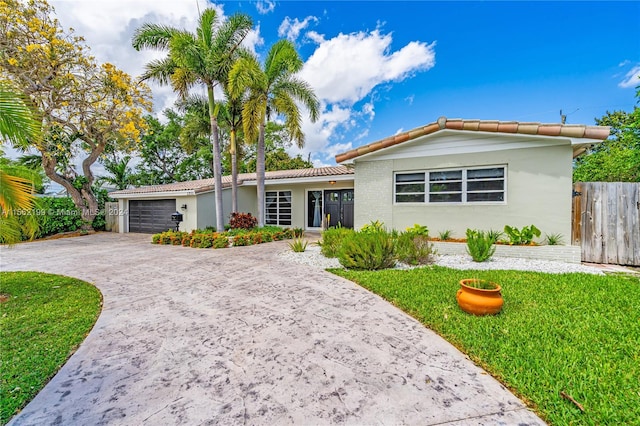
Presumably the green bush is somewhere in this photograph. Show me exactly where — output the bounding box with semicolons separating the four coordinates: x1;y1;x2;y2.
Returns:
213;235;229;249
36;197;85;237
338;231;396;270
395;233;436;265
466;229;496;262
438;229;452;240
544;233;564;245
318;227;355;258
405;223;429;237
288;238;308;252
360;220;385;234
232;234;251;246
504;224;541;245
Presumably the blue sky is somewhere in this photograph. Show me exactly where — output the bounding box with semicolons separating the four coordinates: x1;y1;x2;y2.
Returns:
35;1;640;169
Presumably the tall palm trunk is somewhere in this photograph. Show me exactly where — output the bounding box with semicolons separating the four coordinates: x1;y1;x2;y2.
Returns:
256;121;266;227
230;128;238;213
207;85;224;231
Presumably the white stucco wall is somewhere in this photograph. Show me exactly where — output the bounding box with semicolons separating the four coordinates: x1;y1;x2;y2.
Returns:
354;142;574;241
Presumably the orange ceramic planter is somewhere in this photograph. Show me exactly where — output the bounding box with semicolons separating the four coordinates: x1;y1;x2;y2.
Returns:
456;279;504;315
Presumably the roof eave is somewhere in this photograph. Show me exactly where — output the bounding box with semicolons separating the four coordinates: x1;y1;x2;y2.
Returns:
110;189;197;199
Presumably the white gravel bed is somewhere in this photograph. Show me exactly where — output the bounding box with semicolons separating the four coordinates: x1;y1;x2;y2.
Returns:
279;244;604;275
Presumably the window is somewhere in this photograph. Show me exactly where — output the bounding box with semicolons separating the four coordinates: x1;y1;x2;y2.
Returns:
395;166;505;204
265;191;292;225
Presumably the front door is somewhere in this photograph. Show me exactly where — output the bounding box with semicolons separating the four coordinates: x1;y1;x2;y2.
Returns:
324;189;354;228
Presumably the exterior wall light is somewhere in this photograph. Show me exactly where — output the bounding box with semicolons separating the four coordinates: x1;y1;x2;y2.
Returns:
329;180;337;185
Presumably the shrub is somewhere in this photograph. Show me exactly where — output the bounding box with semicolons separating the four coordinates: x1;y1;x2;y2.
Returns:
338;231;396;270
438;229;452;240
251;232;263;244
487;229;504;243
293;227;304;238
466;229;497;262
360;220;385;234
544;233;564;245
319;227;355;258
181;234;192;247
405;223;429;237
151;234;161;244
229;212;257;230
282;228;295;239
36;197;85;237
213;235;230;249
504;224;541;245
395;233;436;265
233;234;251;246
288;238;308;252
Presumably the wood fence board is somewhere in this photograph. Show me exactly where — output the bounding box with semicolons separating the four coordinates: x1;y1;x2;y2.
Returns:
575;182;640;266
605;183;619;264
631;184;640;266
572;182;583;246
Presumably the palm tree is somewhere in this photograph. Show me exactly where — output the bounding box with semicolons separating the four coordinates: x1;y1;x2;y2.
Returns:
228;40;320;227
0;80;40;243
132;9;252;231
218;89;246;213
178;92;246;213
97;155;135;190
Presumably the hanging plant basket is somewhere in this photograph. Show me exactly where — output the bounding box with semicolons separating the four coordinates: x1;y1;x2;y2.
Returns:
456;279;504;315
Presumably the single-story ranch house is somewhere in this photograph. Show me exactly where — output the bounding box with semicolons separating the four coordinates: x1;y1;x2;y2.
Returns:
111;117;609;240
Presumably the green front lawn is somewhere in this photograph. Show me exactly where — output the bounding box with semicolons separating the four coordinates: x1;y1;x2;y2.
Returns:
331;266;640;425
0;272;102;424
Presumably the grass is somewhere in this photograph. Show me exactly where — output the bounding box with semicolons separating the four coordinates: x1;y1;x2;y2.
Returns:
330;266;640;425
0;272;102;424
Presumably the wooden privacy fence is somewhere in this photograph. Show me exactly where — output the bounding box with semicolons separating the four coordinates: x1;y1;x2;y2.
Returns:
105;202;119;233
572;182;640;266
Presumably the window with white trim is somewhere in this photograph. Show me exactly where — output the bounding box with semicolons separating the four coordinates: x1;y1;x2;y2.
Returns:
395;166;505;203
265;191;292;225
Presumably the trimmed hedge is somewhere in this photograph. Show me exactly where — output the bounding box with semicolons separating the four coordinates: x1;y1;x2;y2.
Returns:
151;226;295;249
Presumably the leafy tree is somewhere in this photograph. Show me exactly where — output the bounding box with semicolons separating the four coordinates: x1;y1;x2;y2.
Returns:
0;80;40;243
132;8;252;231
229;40;319;226
1;0;151;229
134;111;212;185
574;89;640;182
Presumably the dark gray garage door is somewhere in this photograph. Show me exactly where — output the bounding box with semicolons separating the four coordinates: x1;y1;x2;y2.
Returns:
129;199;176;233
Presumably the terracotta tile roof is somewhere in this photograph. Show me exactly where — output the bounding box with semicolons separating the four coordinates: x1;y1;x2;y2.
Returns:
110;166;354;196
335;116;611;163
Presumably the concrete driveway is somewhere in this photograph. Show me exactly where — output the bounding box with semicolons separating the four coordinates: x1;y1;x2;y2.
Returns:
1;233;544;425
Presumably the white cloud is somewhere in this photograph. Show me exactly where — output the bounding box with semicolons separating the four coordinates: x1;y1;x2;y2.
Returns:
48;1;262;116
287;104;353;163
293;29;435;163
394;128;404;135
362;102;375;120
618;65;640;88
306;31;325;44
256;0;275;14
405;94;415;105
300;30;435;104
278;16;319;42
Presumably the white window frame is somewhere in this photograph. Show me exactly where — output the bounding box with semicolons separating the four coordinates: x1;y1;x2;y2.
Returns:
265;190;292;226
394;165;507;205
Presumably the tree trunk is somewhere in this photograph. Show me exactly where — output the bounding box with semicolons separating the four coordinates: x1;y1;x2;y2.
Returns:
230;128;238;213
208;85;225;231
256;121;266;227
41;154;97;230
